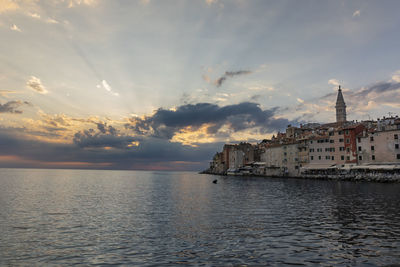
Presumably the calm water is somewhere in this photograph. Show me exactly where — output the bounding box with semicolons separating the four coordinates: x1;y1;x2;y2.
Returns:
0;168;400;266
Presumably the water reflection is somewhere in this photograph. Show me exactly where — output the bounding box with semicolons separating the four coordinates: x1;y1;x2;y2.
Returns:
0;169;399;266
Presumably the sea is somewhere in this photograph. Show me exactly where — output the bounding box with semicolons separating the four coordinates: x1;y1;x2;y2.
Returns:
0;168;399;266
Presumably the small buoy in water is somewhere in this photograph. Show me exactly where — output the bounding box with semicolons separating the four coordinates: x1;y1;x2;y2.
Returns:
213;179;218;184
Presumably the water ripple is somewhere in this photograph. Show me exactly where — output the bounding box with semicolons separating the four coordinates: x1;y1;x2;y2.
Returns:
0;169;400;266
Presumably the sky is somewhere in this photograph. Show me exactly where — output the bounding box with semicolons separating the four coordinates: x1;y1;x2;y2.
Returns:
1;0;400;171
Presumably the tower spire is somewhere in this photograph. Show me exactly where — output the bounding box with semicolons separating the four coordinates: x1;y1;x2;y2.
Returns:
335;85;346;123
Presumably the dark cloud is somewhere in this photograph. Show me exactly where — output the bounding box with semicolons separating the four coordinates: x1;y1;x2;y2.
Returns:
350;81;400;101
125;102;295;139
73;127;135;149
214;70;252;87
0;127;222;171
0;100;30;114
95;121;117;135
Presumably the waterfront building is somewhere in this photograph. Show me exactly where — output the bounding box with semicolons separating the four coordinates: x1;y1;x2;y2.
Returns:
209;152;224;174
308;135;335;167
357;129;400;164
229;148;245;170
206;83;399;176
261;142;301;176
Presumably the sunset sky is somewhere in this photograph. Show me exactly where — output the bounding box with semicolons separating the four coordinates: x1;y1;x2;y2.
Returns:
1;0;400;170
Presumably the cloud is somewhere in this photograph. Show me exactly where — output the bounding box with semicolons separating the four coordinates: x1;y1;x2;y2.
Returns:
98;80;119;96
10;24;21;32
140;0;150;5
125;102;294;141
205;0;218;5
46;18;59;24
0;126;219;171
293;76;400;122
392;70;400;83
28;12;41;19
0;100;30;114
214;70;252;87
328;79;340;86
95;121;117;135
0;0;19;13
26;76;48;94
0;90;19;97
67;0;98;8
353;10;361;17
73;128;136;149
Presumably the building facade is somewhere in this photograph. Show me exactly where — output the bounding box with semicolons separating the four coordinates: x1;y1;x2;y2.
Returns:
357;129;400;164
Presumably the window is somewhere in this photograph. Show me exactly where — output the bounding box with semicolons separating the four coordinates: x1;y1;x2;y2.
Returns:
372;155;375;160
326;156;330;160
339;131;344;135
345;130;349;135
341;155;345;160
329;132;334;136
332;156;335;160
397;154;400;160
346;138;350;144
310;140;313;144
358;146;362;151
318;156;321;160
346;156;350;160
311;156;314;160
358;156;362;160
340;147;345;151
347;148;350;153
330;140;334;143
371;146;375;151
396;144;399;149
370;136;374;141
395;134;398;140
339;138;344;142
358;137;361;143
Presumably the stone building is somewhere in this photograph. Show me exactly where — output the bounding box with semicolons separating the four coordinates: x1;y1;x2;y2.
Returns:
357;129;400;164
335;85;347;124
261;142;301;176
308;135;335;166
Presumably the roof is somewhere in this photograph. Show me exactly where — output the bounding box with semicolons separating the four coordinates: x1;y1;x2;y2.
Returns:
335;87;346;107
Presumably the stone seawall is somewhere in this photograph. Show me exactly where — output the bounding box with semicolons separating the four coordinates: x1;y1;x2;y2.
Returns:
200;170;400;183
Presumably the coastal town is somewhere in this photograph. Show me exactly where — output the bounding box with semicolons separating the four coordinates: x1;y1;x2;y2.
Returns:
204;86;400;182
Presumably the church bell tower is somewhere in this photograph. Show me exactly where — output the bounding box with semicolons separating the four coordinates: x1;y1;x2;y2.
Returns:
335;85;347;123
